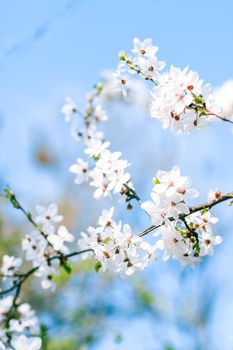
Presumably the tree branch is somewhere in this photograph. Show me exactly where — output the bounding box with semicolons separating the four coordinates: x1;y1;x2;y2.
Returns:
205;112;233;125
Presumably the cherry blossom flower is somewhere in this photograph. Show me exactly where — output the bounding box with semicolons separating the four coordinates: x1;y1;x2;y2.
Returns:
47;225;74;253
69;158;89;185
84;139;110;158
132;38;159;58
22;231;47;265
61;96;77;122
9;303;39;333
150;66;219;133
78;208;156;275
113;63;131;97
207;188;222;202
200;232;223;256
1;255;22;279
93;105;108;123
35;203;63;234
142;166;198;225
214;80;233;119
0;296;13;322
11;335;41;350
35;264;57;291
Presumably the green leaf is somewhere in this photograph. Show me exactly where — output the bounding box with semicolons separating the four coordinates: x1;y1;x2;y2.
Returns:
153;177;160;185
114;334;123;344
197;107;206;116
95;261;102;272
4;187;20;209
63;261;72;274
193;242;200;253
201;208;209;215
118;51;126;61
40;324;48;350
193;94;203;104
92;154;100;161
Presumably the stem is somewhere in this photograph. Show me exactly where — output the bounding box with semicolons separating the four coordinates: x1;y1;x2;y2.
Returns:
122;183;141;203
205;112;233;125
125;59;158;86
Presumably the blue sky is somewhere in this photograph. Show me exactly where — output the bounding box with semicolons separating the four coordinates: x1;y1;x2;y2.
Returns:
0;1;233;349
0;0;233;197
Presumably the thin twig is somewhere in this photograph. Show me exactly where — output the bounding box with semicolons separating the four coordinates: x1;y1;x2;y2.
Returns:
205;112;233;125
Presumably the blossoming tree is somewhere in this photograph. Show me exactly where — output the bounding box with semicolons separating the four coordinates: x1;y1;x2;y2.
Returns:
0;38;233;350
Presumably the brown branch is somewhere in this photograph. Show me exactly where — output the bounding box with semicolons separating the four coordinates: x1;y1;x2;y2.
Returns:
205;112;233;125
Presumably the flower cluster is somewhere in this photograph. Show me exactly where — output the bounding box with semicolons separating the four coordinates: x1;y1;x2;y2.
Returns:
141;166;199;225
0;176;226;349
22;203;74;290
1;35;231;350
114;38;165;96
141;166;223;266
150;66;219;133
78;208;156;275
0;296;41;349
0;202;75;349
62;89;137;204
116;38;223;134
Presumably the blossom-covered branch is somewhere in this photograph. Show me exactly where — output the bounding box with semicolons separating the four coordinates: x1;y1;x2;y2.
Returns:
0;188;94;349
115;38;233;132
62;82;141;209
138;190;233;238
1;37;232;350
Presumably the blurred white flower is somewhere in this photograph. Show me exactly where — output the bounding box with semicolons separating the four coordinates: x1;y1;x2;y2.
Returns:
61;96;77;122
1;255;22;279
11;335;41;350
48;225;74;252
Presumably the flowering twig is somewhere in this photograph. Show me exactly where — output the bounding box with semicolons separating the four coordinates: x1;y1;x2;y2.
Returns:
138;191;233;237
4;187;54;249
205;112;233;125
0;249;93;298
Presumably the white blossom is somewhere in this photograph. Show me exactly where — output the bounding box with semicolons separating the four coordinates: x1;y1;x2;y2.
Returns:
22;230;47;265
150;66;219;133
132;38;159;58
0;296;13;322
78;208;156;275
207;188;222;202
69;158;89;185
84;139;110;158
1;255;22;279
113;63;131;97
214;80;233;119
47;225;74;253
35;203;63;234
9;303;39;333
11;335;41;350
93;105;108;122
141;166;198;226
61;96;76;122
35;264;57;291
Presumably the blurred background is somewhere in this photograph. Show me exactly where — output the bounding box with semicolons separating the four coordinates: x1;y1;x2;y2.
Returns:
0;0;233;349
